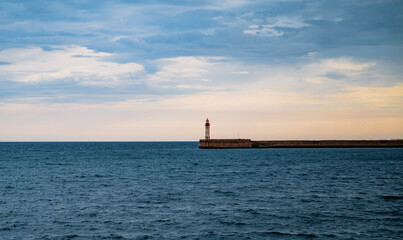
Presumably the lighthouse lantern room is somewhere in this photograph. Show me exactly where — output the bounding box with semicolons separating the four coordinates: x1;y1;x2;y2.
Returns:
205;118;210;140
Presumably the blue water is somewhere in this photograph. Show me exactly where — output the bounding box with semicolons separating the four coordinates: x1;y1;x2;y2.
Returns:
0;142;402;240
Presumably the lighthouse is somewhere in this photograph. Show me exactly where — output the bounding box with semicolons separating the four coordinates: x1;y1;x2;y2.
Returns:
205;118;210;140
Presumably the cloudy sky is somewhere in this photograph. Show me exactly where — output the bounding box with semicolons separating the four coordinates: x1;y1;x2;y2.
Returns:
0;0;402;141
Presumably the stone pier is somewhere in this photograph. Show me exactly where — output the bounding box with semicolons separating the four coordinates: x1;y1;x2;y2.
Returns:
199;139;403;148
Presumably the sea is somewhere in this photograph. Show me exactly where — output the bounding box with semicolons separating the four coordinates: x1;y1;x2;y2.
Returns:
0;142;402;240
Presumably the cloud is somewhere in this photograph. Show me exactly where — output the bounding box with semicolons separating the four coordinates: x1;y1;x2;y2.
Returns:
0;46;144;85
147;56;224;83
203;0;247;10
176;84;224;91
109;36;131;42
232;71;248;74
145;55;256;94
200;28;216;36
0;47;393;105
243;25;283;37
301;57;377;85
333;84;403;109
243;17;309;37
0;44;256;103
311;57;376;71
265;17;310;29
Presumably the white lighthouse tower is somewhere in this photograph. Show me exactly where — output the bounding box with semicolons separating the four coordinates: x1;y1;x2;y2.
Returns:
205;118;210;140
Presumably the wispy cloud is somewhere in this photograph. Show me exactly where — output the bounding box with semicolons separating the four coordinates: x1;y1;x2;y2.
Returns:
203;0;247;10
302;57;377;85
265;17;309;29
147;56;224;83
109;36;131;42
243;17;309;37
243;25;284;37
232;71;249;74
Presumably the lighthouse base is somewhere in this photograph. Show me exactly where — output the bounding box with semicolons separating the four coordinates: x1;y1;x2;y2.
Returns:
199;139;252;148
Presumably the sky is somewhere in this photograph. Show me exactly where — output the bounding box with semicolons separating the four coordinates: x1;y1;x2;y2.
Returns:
0;0;402;141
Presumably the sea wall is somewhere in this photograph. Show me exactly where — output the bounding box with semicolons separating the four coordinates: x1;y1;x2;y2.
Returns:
252;140;403;148
199;139;252;148
199;139;403;148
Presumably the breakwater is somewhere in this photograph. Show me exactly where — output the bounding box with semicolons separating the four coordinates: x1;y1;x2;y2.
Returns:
199;139;403;148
